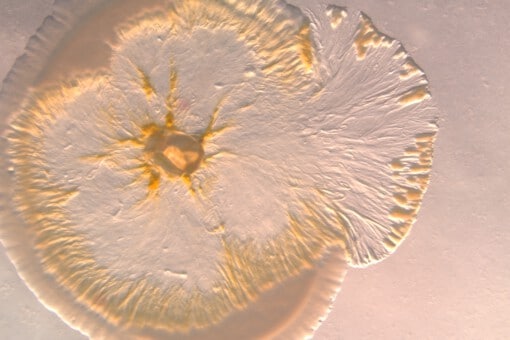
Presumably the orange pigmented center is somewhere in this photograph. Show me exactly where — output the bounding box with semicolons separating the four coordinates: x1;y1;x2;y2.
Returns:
145;128;204;178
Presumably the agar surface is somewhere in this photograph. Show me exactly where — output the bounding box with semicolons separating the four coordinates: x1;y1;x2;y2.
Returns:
0;0;438;338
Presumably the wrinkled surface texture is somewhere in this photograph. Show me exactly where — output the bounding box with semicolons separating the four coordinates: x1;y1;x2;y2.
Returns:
0;0;437;339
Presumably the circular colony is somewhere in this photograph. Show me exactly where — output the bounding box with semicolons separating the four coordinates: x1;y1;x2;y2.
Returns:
0;0;438;338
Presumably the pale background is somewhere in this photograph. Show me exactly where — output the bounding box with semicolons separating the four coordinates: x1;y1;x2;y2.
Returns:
0;0;509;339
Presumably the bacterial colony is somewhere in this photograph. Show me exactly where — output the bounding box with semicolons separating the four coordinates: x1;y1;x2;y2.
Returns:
0;0;438;339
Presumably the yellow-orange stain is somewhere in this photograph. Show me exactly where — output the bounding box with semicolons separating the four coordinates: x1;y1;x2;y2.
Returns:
148;171;161;192
405;188;422;201
399;59;422;80
297;23;314;71
385;132;436;252
201;95;231;143
398;85;430;106
393;193;407;205
137;67;156;97
404;147;421;156
165;66;178;128
181;174;196;196
390;207;414;221
353;14;393;59
326;6;347;29
207;224;225;235
390;159;405;170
